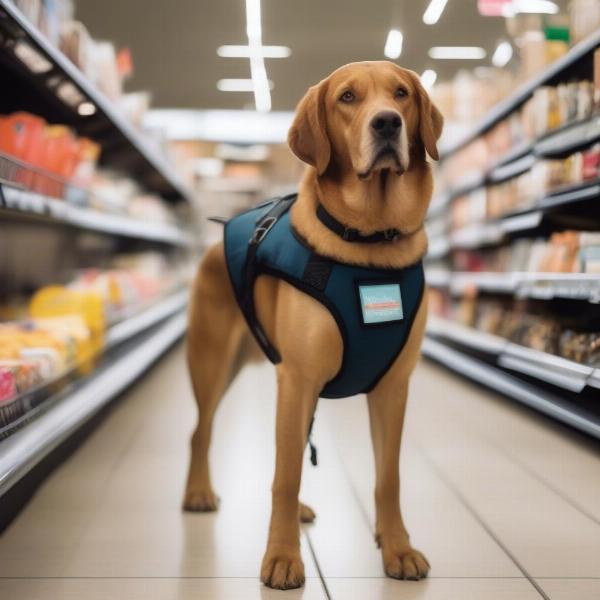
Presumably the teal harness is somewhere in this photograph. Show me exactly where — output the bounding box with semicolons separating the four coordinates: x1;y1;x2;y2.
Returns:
224;194;425;399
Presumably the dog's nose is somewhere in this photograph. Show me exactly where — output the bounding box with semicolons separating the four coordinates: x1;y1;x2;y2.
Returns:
371;111;402;140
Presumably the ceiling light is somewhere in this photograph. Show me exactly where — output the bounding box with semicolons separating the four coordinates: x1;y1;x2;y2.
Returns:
429;46;486;59
502;0;558;16
217;78;274;92
420;69;437;90
492;41;513;67
245;0;271;112
77;101;97;116
423;0;449;25
217;45;291;58
384;29;403;59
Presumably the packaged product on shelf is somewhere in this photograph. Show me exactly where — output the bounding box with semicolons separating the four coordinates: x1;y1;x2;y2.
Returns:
559;330;600;366
0;112;46;164
452;230;600;275
29;285;105;359
577;233;600;273
571;0;600;45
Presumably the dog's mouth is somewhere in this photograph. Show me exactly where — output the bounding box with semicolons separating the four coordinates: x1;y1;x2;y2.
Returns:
357;146;405;180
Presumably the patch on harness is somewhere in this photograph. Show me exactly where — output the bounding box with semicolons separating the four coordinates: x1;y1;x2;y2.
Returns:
358;283;404;324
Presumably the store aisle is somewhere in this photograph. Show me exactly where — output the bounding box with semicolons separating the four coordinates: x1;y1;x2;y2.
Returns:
1;343;599;600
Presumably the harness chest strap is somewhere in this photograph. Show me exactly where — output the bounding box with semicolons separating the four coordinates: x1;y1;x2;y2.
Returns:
224;194;425;400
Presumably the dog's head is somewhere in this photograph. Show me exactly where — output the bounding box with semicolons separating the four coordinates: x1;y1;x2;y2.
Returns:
288;61;443;180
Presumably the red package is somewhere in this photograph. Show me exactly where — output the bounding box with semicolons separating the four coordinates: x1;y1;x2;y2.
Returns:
0;368;17;404
0;112;47;165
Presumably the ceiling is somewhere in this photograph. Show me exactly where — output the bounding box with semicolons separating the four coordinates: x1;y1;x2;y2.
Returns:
76;0;567;111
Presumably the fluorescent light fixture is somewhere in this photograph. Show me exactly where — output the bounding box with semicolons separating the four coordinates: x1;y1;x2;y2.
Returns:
429;46;486;59
384;29;403;59
144;109;294;144
245;0;271;112
217;78;273;92
502;0;558;16
217;45;291;58
420;69;437;90
492;41;513;67
423;0;449;24
77;101;97;116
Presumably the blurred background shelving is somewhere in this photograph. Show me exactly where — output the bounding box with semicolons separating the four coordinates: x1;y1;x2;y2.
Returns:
0;0;198;507
425;8;600;440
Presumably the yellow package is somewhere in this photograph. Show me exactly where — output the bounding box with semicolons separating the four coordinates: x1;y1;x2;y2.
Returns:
29;286;105;372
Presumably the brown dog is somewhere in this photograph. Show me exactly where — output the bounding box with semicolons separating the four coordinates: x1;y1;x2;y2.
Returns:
184;61;443;590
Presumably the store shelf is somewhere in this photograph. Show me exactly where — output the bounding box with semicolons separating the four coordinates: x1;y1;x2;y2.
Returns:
0;289;189;439
422;336;600;440
427;316;597;393
440;29;600;159
488;152;535;185
425;269;451;288
427;315;508;354
534;115;600;158
536;179;600;211
433;177;600;256
448;271;600;302
427;235;451;259
0;184;192;246
436;116;600;209
106;288;189;347
0;0;192;203
498;343;592;393
0;309;187;498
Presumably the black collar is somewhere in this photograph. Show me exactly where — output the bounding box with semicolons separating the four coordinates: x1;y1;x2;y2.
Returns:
316;204;401;244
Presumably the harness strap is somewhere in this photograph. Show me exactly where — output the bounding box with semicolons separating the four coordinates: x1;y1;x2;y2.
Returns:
241;194;298;363
316;203;401;243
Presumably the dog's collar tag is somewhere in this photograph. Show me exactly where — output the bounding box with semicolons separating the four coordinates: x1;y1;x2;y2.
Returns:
358;283;404;324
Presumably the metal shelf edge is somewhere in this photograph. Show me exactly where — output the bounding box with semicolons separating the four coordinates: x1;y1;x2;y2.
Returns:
1;185;192;246
422;337;600;440
0;310;187;497
106;289;189;348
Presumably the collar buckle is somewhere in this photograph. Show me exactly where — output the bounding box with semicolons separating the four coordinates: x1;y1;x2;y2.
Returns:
342;227;359;242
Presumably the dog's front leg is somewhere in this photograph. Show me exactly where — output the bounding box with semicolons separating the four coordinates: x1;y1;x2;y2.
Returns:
261;367;317;590
368;381;430;580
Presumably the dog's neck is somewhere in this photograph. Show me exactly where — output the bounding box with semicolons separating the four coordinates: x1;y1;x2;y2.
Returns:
290;165;431;269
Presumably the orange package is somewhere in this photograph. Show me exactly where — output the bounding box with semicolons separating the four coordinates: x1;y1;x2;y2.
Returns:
0;112;47;164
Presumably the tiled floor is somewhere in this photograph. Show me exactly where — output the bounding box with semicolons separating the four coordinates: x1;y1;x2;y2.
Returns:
1;342;599;599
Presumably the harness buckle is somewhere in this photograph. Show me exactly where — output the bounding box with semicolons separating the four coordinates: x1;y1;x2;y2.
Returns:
342;227;359;242
384;228;399;241
250;216;277;245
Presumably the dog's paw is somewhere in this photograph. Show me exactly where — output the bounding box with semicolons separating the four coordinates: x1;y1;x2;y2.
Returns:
382;546;430;581
299;502;316;523
261;544;305;590
182;488;220;512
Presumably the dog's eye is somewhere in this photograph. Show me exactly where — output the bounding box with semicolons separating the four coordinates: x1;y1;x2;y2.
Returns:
395;87;408;98
339;90;355;103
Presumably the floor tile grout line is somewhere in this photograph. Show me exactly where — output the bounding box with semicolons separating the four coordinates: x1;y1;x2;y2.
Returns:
322;413;376;536
418;361;600;528
413;441;551;600
304;529;333;600
1;576;599;580
489;440;600;528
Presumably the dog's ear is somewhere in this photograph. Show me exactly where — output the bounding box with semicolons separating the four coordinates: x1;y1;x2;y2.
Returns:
412;75;444;161
288;80;330;175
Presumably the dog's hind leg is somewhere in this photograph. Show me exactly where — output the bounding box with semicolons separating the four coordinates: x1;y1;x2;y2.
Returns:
183;243;246;512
